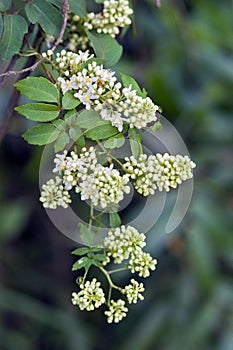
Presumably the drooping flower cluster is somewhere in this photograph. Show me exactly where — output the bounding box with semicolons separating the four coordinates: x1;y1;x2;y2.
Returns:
39;176;71;209
84;0;133;38
124;153;196;195
72;278;106;311
104;225;157;277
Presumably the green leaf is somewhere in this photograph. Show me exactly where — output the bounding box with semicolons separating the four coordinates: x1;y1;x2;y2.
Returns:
76;110;100;129
76;109;109;129
47;0;63;8
69;0;86;17
150;121;162;132
72;257;90;271
75;134;85;148
129;139;141;159
0;15;28;61
54;132;70;152
90;246;103;253
0;0;12;12
93;254;108;262
80;223;94;246
62;91;81;110
71;247;90;256
85;124;119;140
14;77;59;103
22;124;59;146
85;30;123;67
128;130;142;159
128;128;142;142
109;212;121;228
25;0;63;37
104;134;125;149
69;127;83;141
64;109;76;123
120;72;147;98
15;103;59;122
128;128;142;159
52;118;65;131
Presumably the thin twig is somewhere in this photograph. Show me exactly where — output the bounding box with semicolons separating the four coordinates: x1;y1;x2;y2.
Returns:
0;55;19;88
0;0;69;78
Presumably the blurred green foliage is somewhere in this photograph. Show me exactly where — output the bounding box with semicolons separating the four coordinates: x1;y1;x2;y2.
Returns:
0;0;232;349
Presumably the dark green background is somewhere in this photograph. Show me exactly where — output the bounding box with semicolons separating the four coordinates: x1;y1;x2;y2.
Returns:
0;0;232;349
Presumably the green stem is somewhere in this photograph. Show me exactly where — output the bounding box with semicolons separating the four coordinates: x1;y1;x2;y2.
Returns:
108;267;129;275
99;267;121;291
89;205;94;228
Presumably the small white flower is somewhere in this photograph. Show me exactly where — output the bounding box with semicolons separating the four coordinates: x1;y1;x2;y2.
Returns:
100;108;123;132
78;50;94;62
53;151;68;172
58;77;72;94
74;88;99;109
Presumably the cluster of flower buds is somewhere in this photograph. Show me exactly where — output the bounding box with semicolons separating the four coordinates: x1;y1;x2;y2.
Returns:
41;49;94;77
104;225;157;277
71;225;155;323
124;153;196;195
84;0;133;38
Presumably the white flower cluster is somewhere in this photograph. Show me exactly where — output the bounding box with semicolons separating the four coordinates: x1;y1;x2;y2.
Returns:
53;147;98;190
41;49;93;77
84;0;133;38
52;50;159;131
119;87;159;129
72;278;105;311
129;251;157;278
124;153;196;195
39;176;71;209
58;60;118;111
45;147;130;209
104;225;157;277
104;299;128;323
76;164;130;209
122;279;145;304
124;154;158;196
104;225;146;263
155;153;196;191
